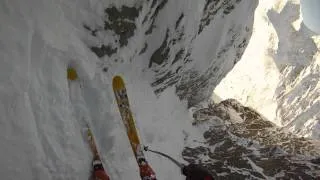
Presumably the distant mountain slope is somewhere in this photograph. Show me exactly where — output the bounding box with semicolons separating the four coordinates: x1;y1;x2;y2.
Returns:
214;0;320;139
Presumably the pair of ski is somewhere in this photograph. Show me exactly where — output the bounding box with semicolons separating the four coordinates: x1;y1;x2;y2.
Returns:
86;76;156;180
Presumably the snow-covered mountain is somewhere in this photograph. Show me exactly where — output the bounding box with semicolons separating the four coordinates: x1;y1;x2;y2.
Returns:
215;0;320;139
1;0;320;179
82;0;257;108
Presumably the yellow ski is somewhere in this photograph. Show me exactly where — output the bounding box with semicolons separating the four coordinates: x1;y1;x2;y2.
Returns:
113;76;140;156
86;124;99;157
112;76;156;180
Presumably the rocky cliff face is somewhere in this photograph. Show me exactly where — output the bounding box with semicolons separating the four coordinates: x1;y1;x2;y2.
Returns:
83;0;258;107
267;1;320;139
184;99;320;179
148;0;258;107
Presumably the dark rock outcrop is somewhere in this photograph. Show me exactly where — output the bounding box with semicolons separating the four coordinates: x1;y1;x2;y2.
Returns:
183;99;320;179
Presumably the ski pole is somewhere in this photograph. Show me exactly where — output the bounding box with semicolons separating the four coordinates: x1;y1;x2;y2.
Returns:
143;146;184;168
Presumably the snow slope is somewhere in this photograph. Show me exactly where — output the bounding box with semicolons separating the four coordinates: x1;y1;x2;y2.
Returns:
214;0;320;139
0;0;199;179
1;0;257;179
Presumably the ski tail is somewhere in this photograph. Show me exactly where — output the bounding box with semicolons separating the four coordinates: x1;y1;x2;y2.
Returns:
112;76;157;180
86;124;99;157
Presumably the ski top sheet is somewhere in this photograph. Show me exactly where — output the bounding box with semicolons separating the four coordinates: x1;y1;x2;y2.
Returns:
112;76;156;180
86;124;100;157
112;76;141;157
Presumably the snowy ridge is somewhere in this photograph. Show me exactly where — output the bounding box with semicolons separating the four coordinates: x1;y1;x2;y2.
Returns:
184;99;320;179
